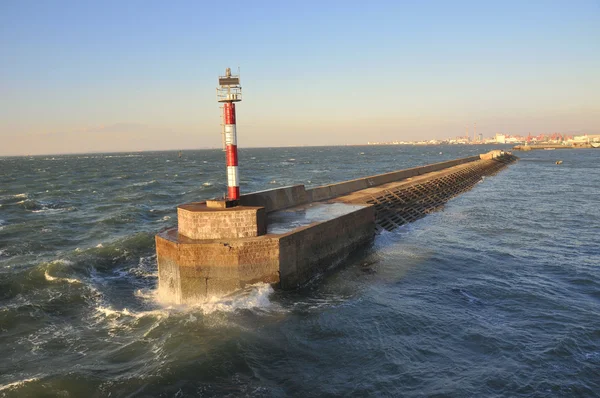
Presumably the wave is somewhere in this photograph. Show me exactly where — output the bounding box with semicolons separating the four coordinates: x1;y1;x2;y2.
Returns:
0;376;42;392
452;287;484;305
192;283;275;315
134;288;156;301
1;234;155;300
102;154;143;158
94;305;168;320
125;255;158;279
132;180;157;187
67;232;155;273
0;193;29;206
44;270;81;285
19;199;74;213
31;207;74;214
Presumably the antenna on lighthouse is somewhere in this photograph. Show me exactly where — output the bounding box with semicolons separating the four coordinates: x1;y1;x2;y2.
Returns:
217;67;242;202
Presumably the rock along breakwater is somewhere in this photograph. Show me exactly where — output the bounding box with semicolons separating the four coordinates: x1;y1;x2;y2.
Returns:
156;150;517;303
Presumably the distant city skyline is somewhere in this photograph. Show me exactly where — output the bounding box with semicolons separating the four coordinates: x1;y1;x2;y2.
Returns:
1;1;599;156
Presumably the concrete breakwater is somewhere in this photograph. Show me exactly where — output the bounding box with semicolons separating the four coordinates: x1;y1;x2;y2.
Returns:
513;144;597;151
156;150;517;303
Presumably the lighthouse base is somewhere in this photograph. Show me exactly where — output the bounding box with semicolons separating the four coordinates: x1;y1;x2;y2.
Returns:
155;202;375;304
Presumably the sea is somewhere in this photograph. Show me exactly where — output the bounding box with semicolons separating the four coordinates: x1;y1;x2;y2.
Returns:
0;145;599;397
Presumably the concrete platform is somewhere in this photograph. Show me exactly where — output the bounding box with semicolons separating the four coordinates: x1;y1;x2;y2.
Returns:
156;201;374;304
267;202;367;234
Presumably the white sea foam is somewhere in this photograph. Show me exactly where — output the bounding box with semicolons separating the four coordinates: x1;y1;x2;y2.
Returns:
44;270;81;285
152;281;276;316
584;351;600;360
103;154;142;159
0;376;41;392
12;193;28;199
133;180;157;187
51;259;74;266
195;283;275;315
126;255;158;278
134;288;157;301
94;305;169;320
31;208;65;214
202;182;213;186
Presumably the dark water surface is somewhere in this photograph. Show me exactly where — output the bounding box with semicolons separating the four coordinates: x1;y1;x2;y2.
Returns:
1;146;599;397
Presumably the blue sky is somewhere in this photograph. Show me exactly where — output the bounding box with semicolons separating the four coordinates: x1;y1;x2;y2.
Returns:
1;0;598;155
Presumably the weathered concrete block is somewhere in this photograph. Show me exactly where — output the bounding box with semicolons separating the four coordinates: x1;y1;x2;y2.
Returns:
239;185;308;212
278;205;375;289
480;150;503;160
177;203;266;240
156;231;281;304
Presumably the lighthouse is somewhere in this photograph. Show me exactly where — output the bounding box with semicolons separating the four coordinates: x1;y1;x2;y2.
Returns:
217;68;242;202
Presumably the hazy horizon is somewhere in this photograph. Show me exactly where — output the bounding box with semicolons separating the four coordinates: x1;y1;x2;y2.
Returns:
0;141;518;159
2;1;599;156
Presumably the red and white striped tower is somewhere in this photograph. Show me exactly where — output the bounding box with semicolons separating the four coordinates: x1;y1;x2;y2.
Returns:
217;68;242;201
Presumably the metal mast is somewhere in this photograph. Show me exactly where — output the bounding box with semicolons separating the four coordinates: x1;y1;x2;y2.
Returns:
216;68;242;201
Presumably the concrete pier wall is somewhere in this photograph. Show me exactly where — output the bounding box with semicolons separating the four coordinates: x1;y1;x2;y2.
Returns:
239;184;308;212
236;155;481;213
307;155;480;202
335;154;517;232
278;205;374;289
156;229;281;304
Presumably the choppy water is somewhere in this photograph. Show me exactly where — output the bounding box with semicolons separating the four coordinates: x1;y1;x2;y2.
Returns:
1;145;599;397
